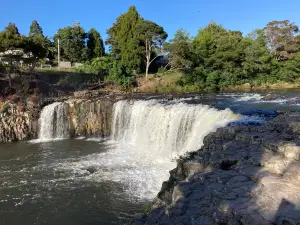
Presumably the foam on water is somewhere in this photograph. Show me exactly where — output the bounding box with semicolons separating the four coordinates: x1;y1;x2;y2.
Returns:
53;100;239;200
234;93;264;102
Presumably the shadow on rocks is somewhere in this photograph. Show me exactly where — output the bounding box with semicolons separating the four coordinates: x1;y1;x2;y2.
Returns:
134;112;300;225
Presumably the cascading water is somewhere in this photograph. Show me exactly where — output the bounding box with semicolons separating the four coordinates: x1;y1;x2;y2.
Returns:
112;100;239;159
83;99;239;199
38;102;69;140
46;99;240;200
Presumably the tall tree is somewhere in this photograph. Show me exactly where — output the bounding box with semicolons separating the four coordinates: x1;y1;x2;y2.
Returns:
265;20;300;61
54;22;86;63
106;6;143;73
166;29;193;70
136;20;168;77
87;28;105;59
29;20;44;37
28;20;48;63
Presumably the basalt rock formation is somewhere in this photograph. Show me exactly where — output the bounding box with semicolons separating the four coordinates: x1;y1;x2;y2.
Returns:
135;112;300;225
67;99;114;137
0;96;118;143
0;102;38;142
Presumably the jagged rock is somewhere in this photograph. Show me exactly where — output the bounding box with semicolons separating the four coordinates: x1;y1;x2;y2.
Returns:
0;102;38;142
0;98;115;143
66;99;114;137
136;112;300;225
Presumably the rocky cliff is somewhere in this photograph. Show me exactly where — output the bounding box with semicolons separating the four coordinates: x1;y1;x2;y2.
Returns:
0;102;39;142
135;113;300;225
67;99;114;137
0;96;117;143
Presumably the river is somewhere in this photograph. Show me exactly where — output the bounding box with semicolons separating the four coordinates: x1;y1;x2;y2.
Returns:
1;90;300;225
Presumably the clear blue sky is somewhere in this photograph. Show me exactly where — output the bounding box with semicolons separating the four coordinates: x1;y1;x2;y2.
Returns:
1;0;300;42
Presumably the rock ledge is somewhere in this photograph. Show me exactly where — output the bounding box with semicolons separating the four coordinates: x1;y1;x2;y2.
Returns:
135;112;300;225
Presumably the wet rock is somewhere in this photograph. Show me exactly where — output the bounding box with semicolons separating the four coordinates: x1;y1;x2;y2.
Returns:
86;167;97;174
262;94;278;101
166;94;174;101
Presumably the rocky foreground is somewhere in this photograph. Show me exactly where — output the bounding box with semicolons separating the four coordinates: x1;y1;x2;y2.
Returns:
135;112;300;225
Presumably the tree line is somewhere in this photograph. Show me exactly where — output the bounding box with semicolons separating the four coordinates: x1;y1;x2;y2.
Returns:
1;5;300;91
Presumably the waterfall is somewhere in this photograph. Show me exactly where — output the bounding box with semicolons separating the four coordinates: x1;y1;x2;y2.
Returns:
112;100;239;160
38;99;240;200
38;102;69;140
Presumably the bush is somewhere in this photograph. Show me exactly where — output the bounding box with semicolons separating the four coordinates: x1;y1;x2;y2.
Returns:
105;61;134;90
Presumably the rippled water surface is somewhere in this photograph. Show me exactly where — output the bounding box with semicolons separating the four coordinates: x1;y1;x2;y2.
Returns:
0;140;146;225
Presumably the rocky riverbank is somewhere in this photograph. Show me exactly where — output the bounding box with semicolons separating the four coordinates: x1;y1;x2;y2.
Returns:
135;112;300;225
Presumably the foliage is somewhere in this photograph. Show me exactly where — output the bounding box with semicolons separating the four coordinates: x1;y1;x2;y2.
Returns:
54;22;86;63
265;20;300;61
29;20;43;37
86;28;105;59
77;56;134;89
2;12;300;93
166;29;193;70
135;19;168;77
105;61;134;90
106;6;143;73
76;56;113;75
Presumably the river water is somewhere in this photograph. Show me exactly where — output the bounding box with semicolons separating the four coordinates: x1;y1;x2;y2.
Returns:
1;91;300;225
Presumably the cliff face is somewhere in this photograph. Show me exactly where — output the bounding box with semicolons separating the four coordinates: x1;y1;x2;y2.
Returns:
0;102;39;142
136;113;300;225
0;98;115;143
67;99;114;137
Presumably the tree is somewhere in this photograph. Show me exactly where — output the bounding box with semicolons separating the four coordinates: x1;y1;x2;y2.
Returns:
166;29;193;70
54;22;86;63
29;20;44;37
28;20;48;66
87;28;105;59
106;6;143;73
192;22;245;88
241;29;272;81
0;23;26;88
0;23;47;89
265;20;300;61
136;20;168;77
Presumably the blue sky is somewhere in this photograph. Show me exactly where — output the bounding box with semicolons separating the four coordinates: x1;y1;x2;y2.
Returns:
1;0;300;42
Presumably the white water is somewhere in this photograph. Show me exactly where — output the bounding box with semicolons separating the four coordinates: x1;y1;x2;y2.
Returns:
77;100;238;200
38;100;239;200
112;100;239;159
38;102;69;141
234;93;264;102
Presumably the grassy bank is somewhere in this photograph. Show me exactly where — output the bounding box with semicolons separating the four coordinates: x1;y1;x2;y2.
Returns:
133;71;300;93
